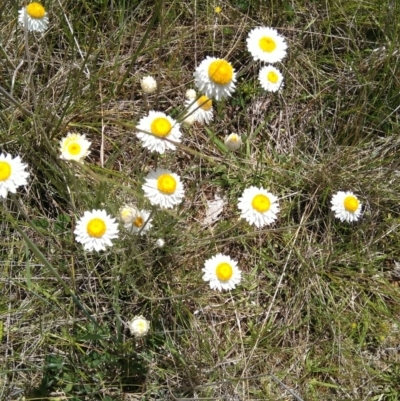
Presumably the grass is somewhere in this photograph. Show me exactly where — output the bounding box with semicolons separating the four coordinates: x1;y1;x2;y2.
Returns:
1;0;400;400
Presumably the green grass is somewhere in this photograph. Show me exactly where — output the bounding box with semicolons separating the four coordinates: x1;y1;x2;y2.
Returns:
1;0;400;400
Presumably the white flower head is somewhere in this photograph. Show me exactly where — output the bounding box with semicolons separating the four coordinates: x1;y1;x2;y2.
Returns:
185;89;197;100
142;168;185;209
124;209;153;235
238;186;280;228
246;27;288;63
202;253;242;291
128;316;150;338
258;65;284;92
331;191;362;223
140;76;157;94
74;209;119;252
182;113;195;126
18;2;49;32
0;153;29;198
194;56;236;101
185;95;214;125
59;133;91;163
136;111;182;154
155;238;165;248
224;133;242;151
119;204;138;224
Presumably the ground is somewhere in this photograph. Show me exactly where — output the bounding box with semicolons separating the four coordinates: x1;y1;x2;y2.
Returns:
0;0;400;400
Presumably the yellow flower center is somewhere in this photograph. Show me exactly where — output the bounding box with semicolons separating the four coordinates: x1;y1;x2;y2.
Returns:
150;117;172;138
0;161;12;182
133;216;144;228
229;134;239;142
208;59;233;85
86;218;107;238
26;2;46;19
68;142;81;156
157;174;177;195
343;195;359;213
251;194;271;213
215;262;233;281
197;95;212;111
136;320;147;331
267;71;279;84
259;36;277;53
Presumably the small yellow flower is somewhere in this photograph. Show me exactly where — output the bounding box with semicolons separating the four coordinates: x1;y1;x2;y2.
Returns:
142;168;185;209
214;6;222;13
185;95;214;125
224;133;242;151
258;65;284;92
124;209;153;235
18;2;49;32
202;253;242;291
194;56;237;101
238;186;280;227
59;133;91;163
331;191;362;223
246;27;288;63
136;111;182;154
74;209;119;252
0;153;29;198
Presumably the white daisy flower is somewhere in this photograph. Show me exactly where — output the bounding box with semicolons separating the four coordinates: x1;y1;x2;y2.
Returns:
124;209;153;235
128;316;150;338
202;253;242;291
194;56;236;101
331;191;362;223
0;153;29;198
140;76;157;94
185;89;197;100
142;168;185;209
18;2;49;32
136;111;182;154
74;209;119;252
185;95;214;124
258;65;284;92
119;204;138;224
246;27;288;63
238;186;280;228
59;133;91;163
224;133;242;151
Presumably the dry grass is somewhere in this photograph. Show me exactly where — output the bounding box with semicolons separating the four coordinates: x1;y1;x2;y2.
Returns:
1;0;400;400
